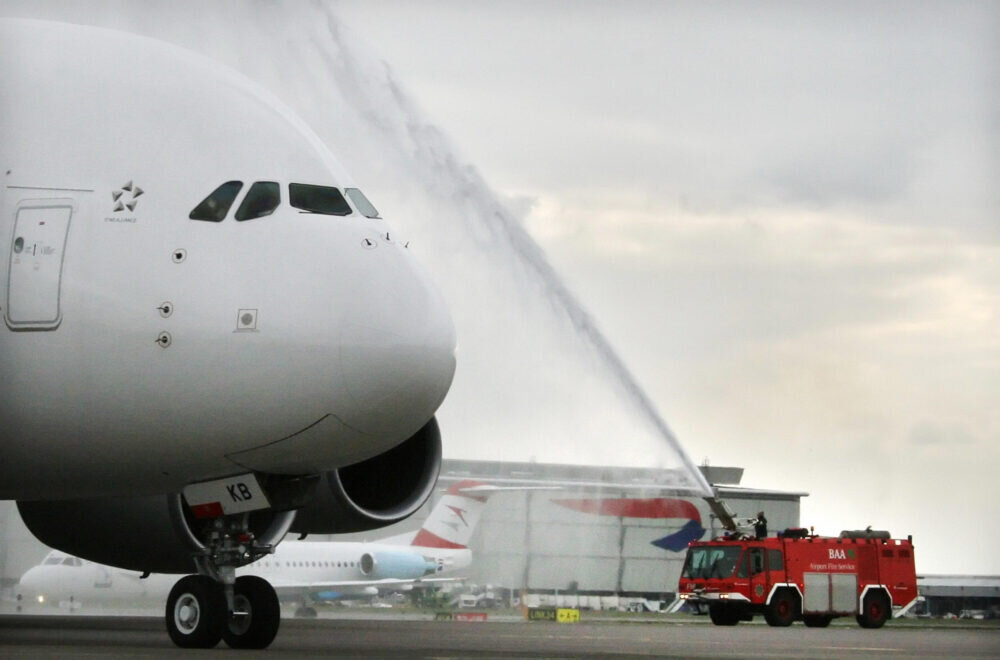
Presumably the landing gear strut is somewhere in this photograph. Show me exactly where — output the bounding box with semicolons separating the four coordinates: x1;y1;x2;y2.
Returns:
164;507;293;649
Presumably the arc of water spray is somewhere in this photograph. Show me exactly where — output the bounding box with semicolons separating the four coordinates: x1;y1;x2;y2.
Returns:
310;12;711;495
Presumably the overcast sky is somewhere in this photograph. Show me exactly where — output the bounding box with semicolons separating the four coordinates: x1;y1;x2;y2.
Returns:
333;0;999;573
2;1;996;575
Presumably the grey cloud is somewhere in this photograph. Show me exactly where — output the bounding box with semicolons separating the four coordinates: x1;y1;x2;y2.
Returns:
762;137;916;206
335;1;999;238
908;422;975;448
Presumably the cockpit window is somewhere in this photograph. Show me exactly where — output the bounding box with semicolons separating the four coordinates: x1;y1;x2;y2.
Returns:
44;556;62;565
235;181;281;221
189;181;243;222
345;188;380;218
289;183;352;216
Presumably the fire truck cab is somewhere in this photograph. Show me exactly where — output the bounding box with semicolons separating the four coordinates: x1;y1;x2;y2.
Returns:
677;529;917;628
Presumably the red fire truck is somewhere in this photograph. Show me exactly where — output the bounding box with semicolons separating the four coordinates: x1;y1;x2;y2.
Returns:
676;528;917;628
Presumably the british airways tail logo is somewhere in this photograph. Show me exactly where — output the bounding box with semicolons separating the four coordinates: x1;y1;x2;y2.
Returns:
552;497;706;553
651;519;706;552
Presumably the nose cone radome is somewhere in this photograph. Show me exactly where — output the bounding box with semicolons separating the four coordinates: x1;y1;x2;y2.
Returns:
338;254;456;439
17;567;43;602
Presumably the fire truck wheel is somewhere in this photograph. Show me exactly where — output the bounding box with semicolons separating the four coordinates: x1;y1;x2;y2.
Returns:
763;590;797;627
708;604;741;626
803;614;833;628
857;591;890;629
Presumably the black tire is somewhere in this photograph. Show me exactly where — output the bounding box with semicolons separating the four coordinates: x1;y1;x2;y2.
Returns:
856;591;890;629
803;614;833;628
166;575;224;648
763;590;797;627
708;604;740;626
222;575;281;649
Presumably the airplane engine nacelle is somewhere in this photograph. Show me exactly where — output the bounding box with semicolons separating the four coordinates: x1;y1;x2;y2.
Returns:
291;417;442;535
17;494;294;574
17;417;442;571
360;551;436;580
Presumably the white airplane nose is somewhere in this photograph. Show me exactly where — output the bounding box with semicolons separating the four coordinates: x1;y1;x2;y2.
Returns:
337;254;456;439
223;242;455;475
17;567;43;603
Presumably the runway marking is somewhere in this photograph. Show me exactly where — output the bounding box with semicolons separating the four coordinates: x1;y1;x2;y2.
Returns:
0;653;160;659
814;647;902;653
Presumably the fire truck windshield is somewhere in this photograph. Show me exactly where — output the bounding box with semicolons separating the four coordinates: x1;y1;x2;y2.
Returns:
682;546;743;579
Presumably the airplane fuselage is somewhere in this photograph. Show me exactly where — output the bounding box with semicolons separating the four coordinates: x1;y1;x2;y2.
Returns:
0;19;456;500
18;541;472;609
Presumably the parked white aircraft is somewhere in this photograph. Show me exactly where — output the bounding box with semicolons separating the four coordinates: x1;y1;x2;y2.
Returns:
0;19;455;649
16;481;493;614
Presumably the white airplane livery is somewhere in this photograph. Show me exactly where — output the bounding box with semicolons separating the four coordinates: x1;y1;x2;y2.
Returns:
0;19;456;649
16;481;496;615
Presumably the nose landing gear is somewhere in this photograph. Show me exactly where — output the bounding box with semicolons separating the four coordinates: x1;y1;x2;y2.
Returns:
166;575;225;648
166;574;280;649
222;576;281;649
164;507;293;649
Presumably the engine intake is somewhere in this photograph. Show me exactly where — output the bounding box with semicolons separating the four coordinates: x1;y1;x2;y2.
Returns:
291;416;442;534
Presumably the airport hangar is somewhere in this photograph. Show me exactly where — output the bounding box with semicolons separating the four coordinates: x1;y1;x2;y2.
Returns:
1;461;804;606
4;461;999;615
329;460;806;605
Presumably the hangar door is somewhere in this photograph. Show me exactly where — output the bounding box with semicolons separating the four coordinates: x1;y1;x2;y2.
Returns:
6;199;74;330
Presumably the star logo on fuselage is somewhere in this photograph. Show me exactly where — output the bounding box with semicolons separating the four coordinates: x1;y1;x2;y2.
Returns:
112;180;144;212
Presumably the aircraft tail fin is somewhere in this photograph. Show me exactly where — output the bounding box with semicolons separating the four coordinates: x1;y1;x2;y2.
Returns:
410;480;490;550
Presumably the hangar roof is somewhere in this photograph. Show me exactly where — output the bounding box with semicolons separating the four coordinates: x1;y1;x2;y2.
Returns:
918;575;1000;598
439;459;807;500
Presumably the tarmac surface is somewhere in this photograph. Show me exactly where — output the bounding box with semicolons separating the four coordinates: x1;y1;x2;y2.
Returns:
1;614;998;658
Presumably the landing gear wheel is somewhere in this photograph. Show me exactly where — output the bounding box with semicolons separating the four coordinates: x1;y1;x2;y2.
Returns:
856;591;890;629
222;576;281;649
166;575;224;648
708;604;741;626
803;614;833;627
764;590;797;627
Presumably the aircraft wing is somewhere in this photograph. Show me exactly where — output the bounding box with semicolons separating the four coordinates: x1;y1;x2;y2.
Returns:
269;576;465;600
409;577;465;584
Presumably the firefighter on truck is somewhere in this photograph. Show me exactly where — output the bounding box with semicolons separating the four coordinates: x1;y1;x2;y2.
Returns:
676;527;917;628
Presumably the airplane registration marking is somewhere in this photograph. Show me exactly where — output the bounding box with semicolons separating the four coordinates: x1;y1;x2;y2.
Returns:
182;473;270;518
